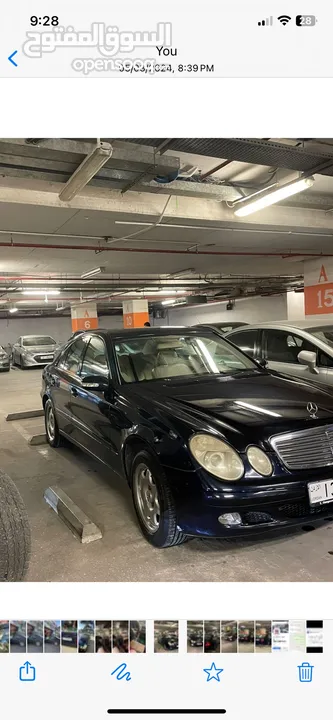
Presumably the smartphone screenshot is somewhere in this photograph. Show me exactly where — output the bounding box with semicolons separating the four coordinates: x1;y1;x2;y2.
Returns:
0;2;333;720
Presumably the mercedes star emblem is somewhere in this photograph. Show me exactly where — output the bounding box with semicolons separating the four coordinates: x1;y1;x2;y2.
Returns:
307;401;318;418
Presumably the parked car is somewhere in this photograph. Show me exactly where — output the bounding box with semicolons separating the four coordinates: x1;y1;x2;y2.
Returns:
158;632;178;651
41;327;333;548
0;346;10;372
12;335;58;369
61;627;77;647
189;631;203;647
193;321;248;334
238;627;254;643
226;319;333;387
204;632;220;652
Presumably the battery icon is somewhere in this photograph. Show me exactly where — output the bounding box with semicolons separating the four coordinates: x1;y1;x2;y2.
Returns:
296;15;317;25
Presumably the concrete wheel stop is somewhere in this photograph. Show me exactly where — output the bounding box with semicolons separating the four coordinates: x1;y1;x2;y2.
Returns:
44;485;102;543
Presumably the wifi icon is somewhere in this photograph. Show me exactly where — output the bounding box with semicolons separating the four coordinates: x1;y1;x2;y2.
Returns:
278;15;291;25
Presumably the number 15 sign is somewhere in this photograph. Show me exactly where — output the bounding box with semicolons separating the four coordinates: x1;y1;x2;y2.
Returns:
304;262;333;315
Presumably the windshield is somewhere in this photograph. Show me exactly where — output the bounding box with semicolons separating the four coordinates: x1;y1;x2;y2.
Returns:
115;333;256;384
306;326;333;348
22;336;55;346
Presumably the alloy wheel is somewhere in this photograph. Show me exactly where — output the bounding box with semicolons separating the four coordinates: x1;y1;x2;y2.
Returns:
133;462;161;534
46;405;55;442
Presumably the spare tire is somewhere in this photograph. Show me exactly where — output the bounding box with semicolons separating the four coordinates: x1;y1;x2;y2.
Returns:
0;470;31;581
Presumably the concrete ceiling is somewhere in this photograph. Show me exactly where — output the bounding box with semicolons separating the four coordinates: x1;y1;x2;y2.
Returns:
0;137;332;317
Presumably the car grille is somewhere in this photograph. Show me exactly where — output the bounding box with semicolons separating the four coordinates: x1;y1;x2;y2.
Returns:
270;424;333;470
278;502;333;518
33;354;54;363
243;511;273;525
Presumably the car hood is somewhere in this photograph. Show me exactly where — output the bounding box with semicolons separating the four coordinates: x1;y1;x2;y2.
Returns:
127;370;333;442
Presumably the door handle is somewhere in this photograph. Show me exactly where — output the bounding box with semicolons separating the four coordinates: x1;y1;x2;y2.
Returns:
70;386;78;397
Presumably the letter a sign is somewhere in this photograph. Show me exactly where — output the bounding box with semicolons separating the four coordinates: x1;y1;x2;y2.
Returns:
318;264;328;283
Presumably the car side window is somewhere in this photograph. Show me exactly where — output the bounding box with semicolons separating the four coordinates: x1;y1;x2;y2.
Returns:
264;330;317;364
228;330;257;358
58;336;88;376
318;351;333;368
80;336;110;378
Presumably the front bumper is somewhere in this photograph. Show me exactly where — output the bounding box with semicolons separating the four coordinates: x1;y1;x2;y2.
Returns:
0;359;10;371
23;355;54;367
163;466;333;537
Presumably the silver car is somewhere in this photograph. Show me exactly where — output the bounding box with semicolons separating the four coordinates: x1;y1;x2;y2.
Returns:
226;319;333;387
0;345;10;372
12;335;58;369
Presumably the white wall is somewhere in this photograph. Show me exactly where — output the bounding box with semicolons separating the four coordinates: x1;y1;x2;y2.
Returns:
156;293;289;327
0;314;123;346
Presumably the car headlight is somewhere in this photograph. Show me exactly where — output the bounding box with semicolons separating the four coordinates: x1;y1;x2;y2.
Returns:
189;434;244;481
247;446;272;476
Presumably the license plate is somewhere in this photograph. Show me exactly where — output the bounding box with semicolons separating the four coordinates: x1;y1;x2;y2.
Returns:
308;480;333;505
41;356;52;360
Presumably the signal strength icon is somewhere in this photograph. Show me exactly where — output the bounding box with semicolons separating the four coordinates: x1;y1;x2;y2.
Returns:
278;15;291;25
258;16;273;26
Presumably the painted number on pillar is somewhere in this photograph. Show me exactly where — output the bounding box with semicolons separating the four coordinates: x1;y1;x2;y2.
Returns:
84;320;91;329
317;288;333;308
126;316;132;326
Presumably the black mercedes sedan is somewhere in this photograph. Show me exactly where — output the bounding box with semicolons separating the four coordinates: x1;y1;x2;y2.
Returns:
41;327;333;548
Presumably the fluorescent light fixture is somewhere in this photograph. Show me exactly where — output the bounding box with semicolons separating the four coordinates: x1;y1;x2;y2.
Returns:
162;298;187;306
168;268;195;278
234;176;315;217
81;267;106;279
22;290;60;296
9;307;18;313
59;142;113;202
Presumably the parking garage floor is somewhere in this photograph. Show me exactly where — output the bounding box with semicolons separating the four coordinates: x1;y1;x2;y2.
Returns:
2;367;333;582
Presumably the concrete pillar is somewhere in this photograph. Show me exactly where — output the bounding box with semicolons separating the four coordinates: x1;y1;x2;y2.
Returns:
286;291;305;321
122;299;149;328
71;302;98;332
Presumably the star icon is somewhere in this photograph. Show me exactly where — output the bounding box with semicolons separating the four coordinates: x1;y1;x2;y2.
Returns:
203;662;224;682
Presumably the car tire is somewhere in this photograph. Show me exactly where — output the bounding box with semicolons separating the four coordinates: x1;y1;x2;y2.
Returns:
0;469;31;581
20;356;26;370
44;399;64;448
131;449;188;548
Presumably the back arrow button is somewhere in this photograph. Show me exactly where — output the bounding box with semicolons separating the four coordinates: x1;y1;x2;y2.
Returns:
8;51;18;67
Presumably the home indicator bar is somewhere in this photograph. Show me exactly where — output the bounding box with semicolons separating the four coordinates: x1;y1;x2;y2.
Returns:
107;711;227;716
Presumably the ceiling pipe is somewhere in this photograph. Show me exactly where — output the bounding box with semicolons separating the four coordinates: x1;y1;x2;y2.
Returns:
0;240;329;258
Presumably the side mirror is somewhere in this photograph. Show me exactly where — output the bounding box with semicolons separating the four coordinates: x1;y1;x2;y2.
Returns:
255;357;267;368
297;350;318;373
81;374;109;390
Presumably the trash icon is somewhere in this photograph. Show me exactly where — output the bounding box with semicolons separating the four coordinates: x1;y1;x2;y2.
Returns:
298;662;314;683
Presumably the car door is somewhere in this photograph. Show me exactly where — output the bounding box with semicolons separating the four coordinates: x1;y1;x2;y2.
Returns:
50;335;90;435
262;328;329;383
69;334;120;466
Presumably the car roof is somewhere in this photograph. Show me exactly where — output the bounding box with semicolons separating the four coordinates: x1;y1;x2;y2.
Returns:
195;321;247;327
227;319;333;333
80;326;222;341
